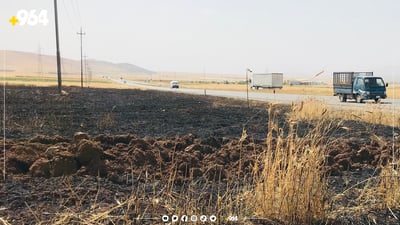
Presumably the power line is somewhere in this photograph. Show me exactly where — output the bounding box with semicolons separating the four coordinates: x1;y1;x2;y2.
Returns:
61;0;77;31
74;0;82;22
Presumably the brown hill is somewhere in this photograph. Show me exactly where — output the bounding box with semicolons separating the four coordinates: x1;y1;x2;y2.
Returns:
0;50;153;76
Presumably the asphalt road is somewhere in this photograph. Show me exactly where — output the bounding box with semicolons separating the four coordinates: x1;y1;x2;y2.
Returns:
110;78;400;112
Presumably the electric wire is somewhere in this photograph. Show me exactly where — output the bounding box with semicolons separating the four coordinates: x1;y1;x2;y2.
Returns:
61;0;77;31
74;0;82;23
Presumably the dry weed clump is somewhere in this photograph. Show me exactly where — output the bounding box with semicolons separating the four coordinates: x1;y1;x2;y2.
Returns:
252;101;399;224
251;104;331;224
328;160;400;223
290;98;399;127
289;98;328;122
351;104;400;127
21;158;251;225
97;106;116;129
379;161;400;209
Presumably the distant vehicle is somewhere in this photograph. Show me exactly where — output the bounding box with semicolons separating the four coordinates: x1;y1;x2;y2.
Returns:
333;72;388;103
170;80;179;88
251;73;283;89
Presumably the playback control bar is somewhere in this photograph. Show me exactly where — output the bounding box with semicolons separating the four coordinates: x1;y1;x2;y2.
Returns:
161;214;239;223
162;215;216;223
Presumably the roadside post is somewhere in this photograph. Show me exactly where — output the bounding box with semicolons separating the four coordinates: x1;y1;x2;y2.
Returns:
246;68;252;108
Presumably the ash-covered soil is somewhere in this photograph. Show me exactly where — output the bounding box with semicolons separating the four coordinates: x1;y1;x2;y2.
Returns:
3;86;270;139
1;85;399;225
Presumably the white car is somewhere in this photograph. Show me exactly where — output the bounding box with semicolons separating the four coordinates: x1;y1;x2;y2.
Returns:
170;80;179;88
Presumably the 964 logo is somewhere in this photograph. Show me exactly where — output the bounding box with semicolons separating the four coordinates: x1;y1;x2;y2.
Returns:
9;9;49;26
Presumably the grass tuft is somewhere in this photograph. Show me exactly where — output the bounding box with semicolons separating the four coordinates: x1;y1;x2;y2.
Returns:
251;103;330;224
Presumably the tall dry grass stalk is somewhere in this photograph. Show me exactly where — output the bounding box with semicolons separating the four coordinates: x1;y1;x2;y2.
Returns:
252;104;331;224
0;217;12;225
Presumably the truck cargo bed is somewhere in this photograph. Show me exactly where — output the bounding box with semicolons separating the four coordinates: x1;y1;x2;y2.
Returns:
251;73;283;89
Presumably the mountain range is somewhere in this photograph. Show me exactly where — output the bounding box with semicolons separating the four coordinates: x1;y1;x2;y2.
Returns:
0;50;153;76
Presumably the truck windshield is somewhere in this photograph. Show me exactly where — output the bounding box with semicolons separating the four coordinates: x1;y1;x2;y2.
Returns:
364;78;385;88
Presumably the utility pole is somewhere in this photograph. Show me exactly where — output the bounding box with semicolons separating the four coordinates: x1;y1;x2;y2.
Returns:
54;0;62;93
246;68;252;108
77;27;85;88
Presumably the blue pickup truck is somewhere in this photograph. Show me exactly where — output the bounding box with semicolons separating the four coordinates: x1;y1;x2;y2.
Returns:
333;72;388;103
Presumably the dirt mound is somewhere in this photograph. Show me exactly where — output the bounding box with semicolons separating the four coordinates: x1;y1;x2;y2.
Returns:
72;131;90;143
326;137;398;176
2;134;257;183
74;139;103;165
29;135;70;144
4;132;397;183
7;143;47;174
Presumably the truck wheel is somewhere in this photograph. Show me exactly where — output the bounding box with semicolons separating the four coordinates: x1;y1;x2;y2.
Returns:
356;95;363;103
339;95;347;102
375;98;381;103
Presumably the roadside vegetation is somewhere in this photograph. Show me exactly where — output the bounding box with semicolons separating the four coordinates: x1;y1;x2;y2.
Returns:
1;73;126;89
144;79;400;99
3;73;399;98
290;98;400;127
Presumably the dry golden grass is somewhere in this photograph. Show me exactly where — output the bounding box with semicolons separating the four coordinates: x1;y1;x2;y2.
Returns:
379;162;400;209
12;163;250;225
143;80;333;95
1;73;132;89
0;218;12;225
387;85;400;99
328;160;400;222
250;104;332;224
97;112;115;129
353;106;400;127
289;98;400;222
290;98;400;127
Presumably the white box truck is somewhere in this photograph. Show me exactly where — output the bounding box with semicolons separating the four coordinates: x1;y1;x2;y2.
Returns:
170;80;179;88
251;73;283;89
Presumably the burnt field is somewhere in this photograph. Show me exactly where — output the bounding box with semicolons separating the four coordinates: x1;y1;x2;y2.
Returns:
1;85;400;225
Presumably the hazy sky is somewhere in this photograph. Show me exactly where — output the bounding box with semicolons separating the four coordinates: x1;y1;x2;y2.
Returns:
1;0;399;80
